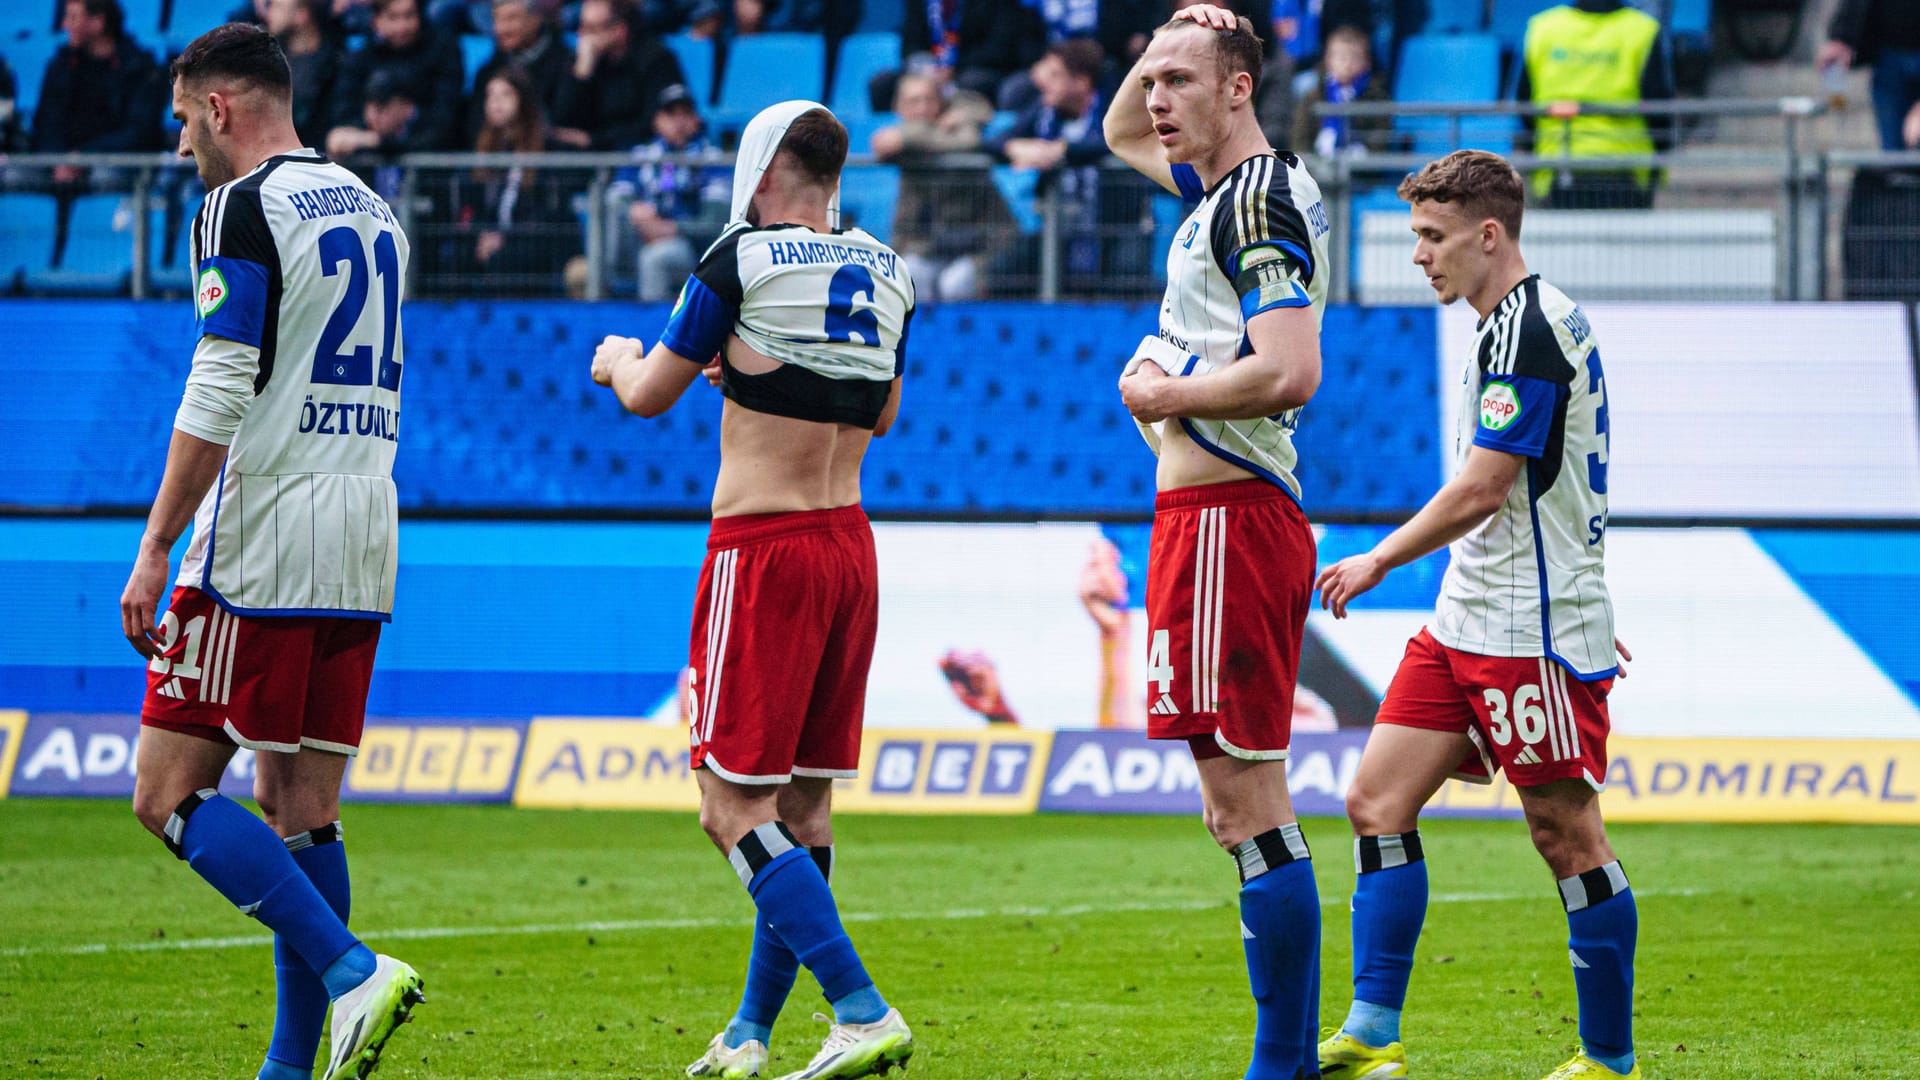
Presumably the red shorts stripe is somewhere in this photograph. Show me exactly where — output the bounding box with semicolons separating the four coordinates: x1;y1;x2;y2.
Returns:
688;505;877;784
1144;480;1314;760
1373;629;1613;789
140;586;381;755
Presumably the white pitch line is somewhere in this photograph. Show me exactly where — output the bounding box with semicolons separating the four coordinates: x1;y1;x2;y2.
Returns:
0;888;1702;961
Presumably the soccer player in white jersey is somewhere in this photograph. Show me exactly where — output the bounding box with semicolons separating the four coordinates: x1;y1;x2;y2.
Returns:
118;24;423;1080
1104;8;1331;1078
590;101;913;1080
1315;151;1638;1080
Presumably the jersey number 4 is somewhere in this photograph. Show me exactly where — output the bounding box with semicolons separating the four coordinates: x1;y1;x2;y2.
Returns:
312;226;402;392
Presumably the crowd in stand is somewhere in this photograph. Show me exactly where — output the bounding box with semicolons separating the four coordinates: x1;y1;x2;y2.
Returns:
3;0;1918;297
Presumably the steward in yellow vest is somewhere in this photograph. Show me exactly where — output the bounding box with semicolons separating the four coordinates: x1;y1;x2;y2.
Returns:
1519;0;1674;207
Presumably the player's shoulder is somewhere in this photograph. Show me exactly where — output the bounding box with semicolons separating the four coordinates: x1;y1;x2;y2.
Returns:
1482;276;1581;381
1208;152;1318;248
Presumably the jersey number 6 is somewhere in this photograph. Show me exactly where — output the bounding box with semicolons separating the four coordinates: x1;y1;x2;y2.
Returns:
824;264;880;345
311;226;402;392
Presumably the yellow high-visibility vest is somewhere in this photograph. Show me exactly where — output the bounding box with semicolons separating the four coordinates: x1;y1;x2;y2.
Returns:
1524;5;1660;195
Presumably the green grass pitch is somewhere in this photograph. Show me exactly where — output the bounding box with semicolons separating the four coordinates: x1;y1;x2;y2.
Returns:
2;799;1916;1078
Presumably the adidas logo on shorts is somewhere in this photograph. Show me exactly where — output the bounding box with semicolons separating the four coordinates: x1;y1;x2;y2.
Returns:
1150;693;1180;716
1513;745;1543;765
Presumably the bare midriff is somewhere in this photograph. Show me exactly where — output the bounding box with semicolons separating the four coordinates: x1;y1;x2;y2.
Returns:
710;333;873;518
1154;417;1256;491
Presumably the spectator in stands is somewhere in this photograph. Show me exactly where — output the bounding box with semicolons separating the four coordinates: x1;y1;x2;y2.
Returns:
472;0;583;143
336;70;418;199
562;0;685;150
1289;23;1388;155
31;0;166;188
611;83;728;299
873;66;1001;299
461;66;582;294
1518;0;1673;209
987;38;1138;296
1820;0;1920;153
994;0;1163;110
330;0;467;152
897;0;1044;103
267;0;345;149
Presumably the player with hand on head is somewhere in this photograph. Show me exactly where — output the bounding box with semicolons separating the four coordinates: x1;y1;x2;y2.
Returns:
590;100;914;1080
119;23;422;1080
1104;7;1331;1078
1314;150;1637;1080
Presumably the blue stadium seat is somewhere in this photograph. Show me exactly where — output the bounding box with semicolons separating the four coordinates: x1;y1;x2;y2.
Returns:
856;0;903;33
0;5;55;35
1392;33;1515;154
989;166;1041;234
150;187;205;294
835;163;898;242
461;34;494;90
123;0;165;38
166;0;242;36
1423;0;1485;34
712;33;824;133
7;29;64;119
841;110;892;154
0;193;58;292
665;32;715;104
830;32;899;118
1667;0;1711;40
27;194;134;295
1488;0;1561;51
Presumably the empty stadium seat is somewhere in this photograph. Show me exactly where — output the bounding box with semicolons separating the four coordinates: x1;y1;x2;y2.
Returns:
1392;33;1515;154
1488;0;1561;51
841;110;892;155
0;193;58;292
712;33;824;132
122;0;165;37
461;34;493;90
836;163;898;242
664;32;715;104
1422;0;1485;35
1667;0;1712;41
856;0;903;33
166;0;243;36
27;194;134;295
150;187;204;293
831;32;899;117
0;5;55;35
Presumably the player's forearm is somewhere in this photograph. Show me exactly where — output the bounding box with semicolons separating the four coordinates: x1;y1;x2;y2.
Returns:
612;342;701;418
1157;350;1318;420
1372;477;1507;571
142;429;230;553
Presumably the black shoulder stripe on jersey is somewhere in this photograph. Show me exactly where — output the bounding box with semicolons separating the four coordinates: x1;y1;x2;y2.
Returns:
690;221;749;310
1208;154;1315;284
1512;280;1576;384
220;161;289;393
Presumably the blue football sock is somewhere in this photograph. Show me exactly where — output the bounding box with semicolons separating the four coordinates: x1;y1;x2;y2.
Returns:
729;824;886;1026
167;791;364;992
1562;863;1636;1074
724;845;834;1049
1344;831;1429;1047
1231;824;1320;1080
262;824;351;1076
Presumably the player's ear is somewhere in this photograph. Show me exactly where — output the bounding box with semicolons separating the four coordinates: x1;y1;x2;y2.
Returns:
1231;69;1255;107
1481;218;1500;253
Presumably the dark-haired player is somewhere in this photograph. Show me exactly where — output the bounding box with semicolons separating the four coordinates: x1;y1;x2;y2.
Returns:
119;22;423;1080
1104;7;1331;1078
1315;150;1635;1080
591;100;913;1080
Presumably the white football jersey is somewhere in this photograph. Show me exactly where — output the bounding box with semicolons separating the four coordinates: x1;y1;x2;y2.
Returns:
176;151;409;618
1150;153;1331;501
1430;276;1616;678
660;221;913;428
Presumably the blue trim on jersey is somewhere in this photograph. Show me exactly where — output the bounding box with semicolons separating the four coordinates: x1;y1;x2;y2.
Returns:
199;580;393;622
658;277;734;362
1176;418;1304;506
1525;464;1616;681
198;457;229;599
1472;374;1560;459
1240;281;1313;320
1276;240;1313;277
1171;163;1205;202
196;256;270;348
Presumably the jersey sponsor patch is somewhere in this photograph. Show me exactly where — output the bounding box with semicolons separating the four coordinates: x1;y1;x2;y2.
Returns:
1480;382;1521;430
196;266;229;318
1236;245;1284;274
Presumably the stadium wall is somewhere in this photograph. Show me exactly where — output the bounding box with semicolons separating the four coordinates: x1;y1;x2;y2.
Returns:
6;299;1919;822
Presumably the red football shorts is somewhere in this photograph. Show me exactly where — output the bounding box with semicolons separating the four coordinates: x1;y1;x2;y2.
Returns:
688;505;877;784
1145;480;1315;760
141;586;382;755
1375;629;1614;790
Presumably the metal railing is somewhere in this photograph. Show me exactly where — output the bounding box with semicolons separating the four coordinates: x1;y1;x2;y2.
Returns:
1;98;1915;303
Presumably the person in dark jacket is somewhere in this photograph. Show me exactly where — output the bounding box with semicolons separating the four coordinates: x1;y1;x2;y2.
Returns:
266;0;345;148
459;66;583;294
32;0;166;184
471;0;582;144
1820;0;1920;152
327;0;466;153
901;0;1045;101
561;0;685;150
1289;23;1390;155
